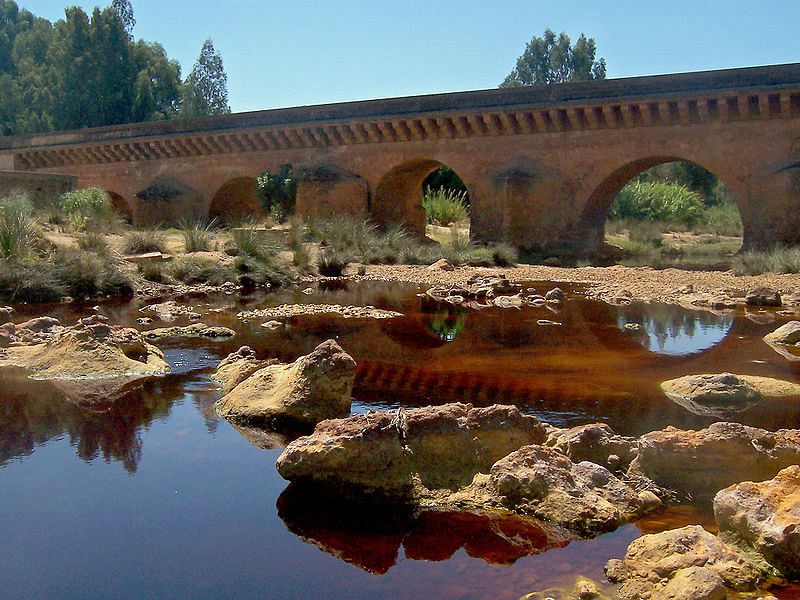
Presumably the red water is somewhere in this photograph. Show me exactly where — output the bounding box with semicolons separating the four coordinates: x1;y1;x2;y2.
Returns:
1;281;799;599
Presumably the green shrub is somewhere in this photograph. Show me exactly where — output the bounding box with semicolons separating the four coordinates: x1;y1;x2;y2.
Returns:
0;194;40;261
733;247;800;275
696;202;743;237
123;229;167;255
228;224;279;259
180;218;216;252
491;243;518;267
256;164;296;223
168;256;235;285
317;249;350;277
609;181;704;226
59;188;118;232
53;247;132;300
77;231;110;255
138;262;164;282
0;261;64;303
423;187;469;225
628;221;664;248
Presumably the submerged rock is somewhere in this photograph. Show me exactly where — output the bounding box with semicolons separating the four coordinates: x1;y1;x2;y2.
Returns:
763;321;800;360
714;465;800;579
238;304;401;320
215;339;356;428
142;322;235;341
630;422;800;498
660;373;762;418
604;525;772;600
140;300;201;322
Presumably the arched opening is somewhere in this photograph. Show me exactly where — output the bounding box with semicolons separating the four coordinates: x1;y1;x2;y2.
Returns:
209;177;262;224
106;190;132;223
373;160;470;240
584;158;743;268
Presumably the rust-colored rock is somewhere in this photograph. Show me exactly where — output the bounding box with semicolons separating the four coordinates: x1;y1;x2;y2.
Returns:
714;465;800;578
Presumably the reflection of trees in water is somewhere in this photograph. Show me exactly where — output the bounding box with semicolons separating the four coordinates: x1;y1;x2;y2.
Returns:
616;304;732;354
0;372;193;473
425;303;468;343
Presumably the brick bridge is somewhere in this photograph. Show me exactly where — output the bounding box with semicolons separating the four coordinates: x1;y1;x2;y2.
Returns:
1;63;799;254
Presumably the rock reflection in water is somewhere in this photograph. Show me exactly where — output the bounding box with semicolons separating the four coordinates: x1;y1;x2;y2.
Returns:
277;484;570;574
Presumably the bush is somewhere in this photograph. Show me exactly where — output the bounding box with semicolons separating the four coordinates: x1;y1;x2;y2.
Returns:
256;164;296;223
180;218;216;253
233;256;291;288
423;187;469;225
0;261;64;303
317;249;350;277
59;188;118;232
628;221;664;248
287;217;310;271
492;243;518;267
0;194;41;261
733;247;800;275
123;229;167;255
609;181;704;226
696;202;743;237
168;256;235;285
77;231;110;254
228;224;280;259
53;247;132;300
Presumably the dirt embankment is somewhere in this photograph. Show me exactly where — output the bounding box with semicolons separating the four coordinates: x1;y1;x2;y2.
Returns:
360;264;800;306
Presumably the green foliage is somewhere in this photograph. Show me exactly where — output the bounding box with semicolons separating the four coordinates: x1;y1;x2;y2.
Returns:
635;162;731;207
609;181;704;226
694;202;743;237
52;246;132;300
228;224;279;259
317;249;350;277
422;166;468;198
627;220;664;248
287;217;310;271
0;193;40;261
168;256;234;285
256;164;296;223
732;247;800;275
181;38;229;118
59;187;117;231
501;28;606;87
423;187;469;225
76;231;109;254
180;218;216;252
122;229;167;255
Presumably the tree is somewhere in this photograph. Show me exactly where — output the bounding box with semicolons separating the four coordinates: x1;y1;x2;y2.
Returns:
111;0;134;38
181;38;229;118
500;29;606;87
256;164;296;223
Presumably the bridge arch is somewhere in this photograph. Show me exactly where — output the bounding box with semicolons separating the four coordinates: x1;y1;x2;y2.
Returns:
106;190;132;223
579;155;747;253
372;159;471;237
208;177;262;223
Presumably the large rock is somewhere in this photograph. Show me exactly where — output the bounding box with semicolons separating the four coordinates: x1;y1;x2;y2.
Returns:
546;423;637;471
746;288;782;307
0;314;168;380
763;321;800;361
276;403;548;498
142;322;235;341
660;373;762;418
489;445;651;535
714;465;800;578
215;339;356;428
630;422;800;498
211;346;274;395
604;525;772;600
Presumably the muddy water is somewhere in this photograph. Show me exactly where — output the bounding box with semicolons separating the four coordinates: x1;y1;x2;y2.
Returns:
2;281;800;599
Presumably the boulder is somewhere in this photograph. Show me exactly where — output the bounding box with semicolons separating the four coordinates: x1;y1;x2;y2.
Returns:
0;306;14;324
142;322;235;341
211;346;274;395
604;525;772;600
630;422;800;498
660;373;762;418
16;316;60;333
763;321;800;361
0;314;168;384
276;403;548;498
714;465;800;578
545;287;566;303
546;423;637;471
489;445;650;534
746;288;782;307
520;576;611;600
427;258;455;271
215;339;356;428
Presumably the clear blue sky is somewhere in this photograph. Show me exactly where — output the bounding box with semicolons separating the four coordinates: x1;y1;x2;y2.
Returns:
20;0;800;113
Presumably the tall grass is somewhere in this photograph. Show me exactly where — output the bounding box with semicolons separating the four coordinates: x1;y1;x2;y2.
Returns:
180;218;216;253
228;224;279;259
0;194;40;261
695;202;743;236
122;229;168;255
609;181;704;226
733;247;800;275
287;217;311;271
423;187;469;225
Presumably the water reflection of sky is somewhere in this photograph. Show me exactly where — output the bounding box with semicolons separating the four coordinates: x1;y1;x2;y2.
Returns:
616;305;734;356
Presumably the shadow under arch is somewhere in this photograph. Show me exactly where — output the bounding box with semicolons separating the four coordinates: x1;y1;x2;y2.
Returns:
372;158;470;237
209;177;262;223
106;190;132;223
579;155;745;252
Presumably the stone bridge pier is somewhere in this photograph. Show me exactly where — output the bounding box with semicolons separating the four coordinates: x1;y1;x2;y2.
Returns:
1;63;799;255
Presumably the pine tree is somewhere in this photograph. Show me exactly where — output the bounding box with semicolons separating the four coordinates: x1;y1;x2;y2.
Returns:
181;38;230;118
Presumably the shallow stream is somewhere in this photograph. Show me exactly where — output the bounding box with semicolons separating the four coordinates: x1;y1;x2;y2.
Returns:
2;281;800;599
